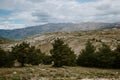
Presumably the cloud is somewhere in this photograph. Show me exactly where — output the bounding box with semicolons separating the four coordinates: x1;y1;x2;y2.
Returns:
28;0;46;3
0;0;120;29
32;12;53;23
0;22;26;29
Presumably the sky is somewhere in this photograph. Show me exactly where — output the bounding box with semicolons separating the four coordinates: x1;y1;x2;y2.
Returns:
0;0;120;29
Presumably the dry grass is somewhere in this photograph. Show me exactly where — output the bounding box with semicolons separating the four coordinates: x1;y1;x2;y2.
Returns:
0;65;120;80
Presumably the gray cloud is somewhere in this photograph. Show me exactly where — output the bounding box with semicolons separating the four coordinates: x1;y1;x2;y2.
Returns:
0;0;120;29
32;12;51;22
28;0;46;3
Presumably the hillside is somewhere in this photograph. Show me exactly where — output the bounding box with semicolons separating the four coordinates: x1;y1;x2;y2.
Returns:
1;28;120;55
0;37;14;44
0;22;120;40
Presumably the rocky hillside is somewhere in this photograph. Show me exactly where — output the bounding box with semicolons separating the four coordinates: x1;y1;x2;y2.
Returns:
1;28;120;55
0;37;14;44
0;22;120;40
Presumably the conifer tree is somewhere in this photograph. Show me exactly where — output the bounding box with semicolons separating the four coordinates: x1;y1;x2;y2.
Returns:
11;42;44;67
113;44;120;68
50;38;76;67
26;46;44;65
11;42;31;67
0;47;15;67
0;47;7;67
77;40;96;67
96;43;114;68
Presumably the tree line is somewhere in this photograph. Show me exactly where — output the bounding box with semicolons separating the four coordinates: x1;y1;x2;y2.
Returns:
0;38;120;68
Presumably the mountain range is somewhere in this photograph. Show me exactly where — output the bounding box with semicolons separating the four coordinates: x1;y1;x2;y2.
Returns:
0;22;120;40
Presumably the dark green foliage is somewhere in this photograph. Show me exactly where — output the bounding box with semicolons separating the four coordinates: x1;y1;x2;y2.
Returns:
5;52;15;67
11;42;30;67
42;55;52;65
0;41;52;67
11;42;44;67
0;47;7;67
50;38;76;67
26;47;43;65
77;41;96;67
0;47;14;67
112;44;120;68
77;41;120;69
96;43;115;68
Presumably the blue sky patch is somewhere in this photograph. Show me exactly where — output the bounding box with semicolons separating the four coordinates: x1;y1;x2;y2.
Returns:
0;9;13;16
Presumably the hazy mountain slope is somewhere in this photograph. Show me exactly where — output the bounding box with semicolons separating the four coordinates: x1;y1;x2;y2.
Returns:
0;22;120;40
2;28;120;55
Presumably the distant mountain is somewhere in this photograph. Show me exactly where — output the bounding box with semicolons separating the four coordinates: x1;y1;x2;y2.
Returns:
0;22;120;40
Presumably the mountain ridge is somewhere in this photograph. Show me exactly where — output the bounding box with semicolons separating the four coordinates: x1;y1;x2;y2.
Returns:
0;22;120;40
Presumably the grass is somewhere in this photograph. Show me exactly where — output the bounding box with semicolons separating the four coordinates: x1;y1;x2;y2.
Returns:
0;65;120;80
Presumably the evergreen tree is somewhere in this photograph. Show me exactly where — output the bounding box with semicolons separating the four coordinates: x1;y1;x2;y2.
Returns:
96;43;114;68
0;47;15;68
11;42;44;67
42;55;52;65
5;51;15;67
0;47;7;67
27;47;44;65
77;40;96;67
113;44;120;68
50;38;76;67
11;42;31;67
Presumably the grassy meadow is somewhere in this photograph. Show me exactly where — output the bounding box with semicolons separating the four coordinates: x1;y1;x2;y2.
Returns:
0;65;120;80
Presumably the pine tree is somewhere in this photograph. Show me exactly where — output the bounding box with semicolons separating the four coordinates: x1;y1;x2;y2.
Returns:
113;44;120;68
11;42;31;67
96;43;114;68
26;47;44;65
50;38;76;67
0;47;15;68
42;55;52;65
11;42;46;67
0;47;7;67
77;40;96;67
